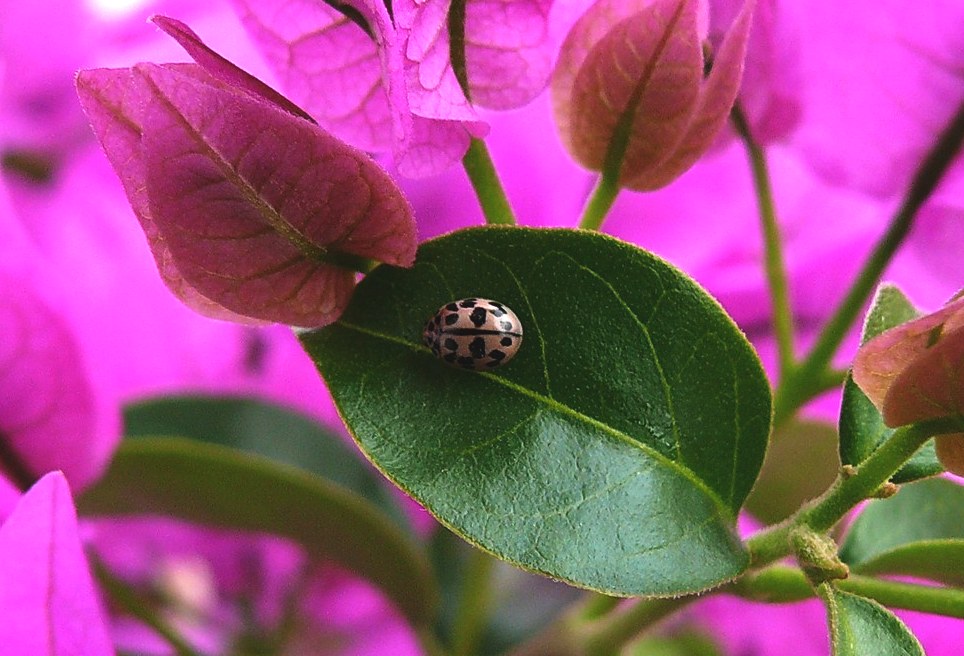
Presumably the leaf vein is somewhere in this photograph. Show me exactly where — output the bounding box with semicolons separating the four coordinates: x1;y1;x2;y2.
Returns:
334;320;728;514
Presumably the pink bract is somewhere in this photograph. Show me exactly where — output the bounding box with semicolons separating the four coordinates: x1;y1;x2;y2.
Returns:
228;0;400;153
711;0;802;143
853;293;964;427
0;473;114;655
230;0;559;177
0;271;119;492
76;47;416;327
792;0;964;198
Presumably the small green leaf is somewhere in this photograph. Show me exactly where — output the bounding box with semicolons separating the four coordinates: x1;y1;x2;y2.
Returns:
861;285;922;340
76;438;438;627
123;395;408;530
819;585;923;656
744;420;839;524
840;478;964;586
300;227;772;596
839;285;940;482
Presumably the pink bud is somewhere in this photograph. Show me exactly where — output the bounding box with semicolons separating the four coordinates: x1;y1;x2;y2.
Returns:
552;0;755;190
853;293;964;428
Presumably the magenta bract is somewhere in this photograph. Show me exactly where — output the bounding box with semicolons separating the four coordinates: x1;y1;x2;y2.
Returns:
853;293;964;428
0;473;114;655
0;271;119;492
230;0;558;177
75;23;416;327
552;0;755;191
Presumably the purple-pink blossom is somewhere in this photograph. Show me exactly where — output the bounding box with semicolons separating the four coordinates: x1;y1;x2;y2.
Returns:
0;473;114;655
230;0;562;177
76;19;417;327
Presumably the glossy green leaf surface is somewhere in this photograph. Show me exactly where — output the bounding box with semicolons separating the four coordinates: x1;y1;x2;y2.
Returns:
300;227;771;596
77;438;438;627
820;586;923;656
839;285;940;482
840;478;964;586
123;394;408;529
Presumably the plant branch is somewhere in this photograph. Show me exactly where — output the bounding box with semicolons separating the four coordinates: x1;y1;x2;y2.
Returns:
735;565;964;619
451;548;496;656
578;172;621;231
773;100;964;425
731;104;795;379
507;593;697;656
747;417;964;567
462;139;516;225
580;596;696;656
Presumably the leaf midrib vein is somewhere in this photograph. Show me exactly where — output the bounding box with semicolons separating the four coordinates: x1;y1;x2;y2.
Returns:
140;69;331;264
334;319;730;516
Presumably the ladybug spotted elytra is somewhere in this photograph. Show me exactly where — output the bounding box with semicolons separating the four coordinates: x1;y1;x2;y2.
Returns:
423;298;523;370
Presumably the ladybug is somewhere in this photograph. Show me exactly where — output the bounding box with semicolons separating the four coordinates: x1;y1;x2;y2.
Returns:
423;298;523;370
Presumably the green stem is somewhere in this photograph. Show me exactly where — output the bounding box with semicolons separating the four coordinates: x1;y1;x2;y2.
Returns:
747;417;964;567
507;594;695;656
736;566;964;619
462;139;516;225
90;555;202;656
578;593;623;621
577;64;638;232
581;596;696;656
578;172;621;231
731;104;795;379
447;0;469;100
840;576;964;619
451;549;496;656
773;99;964;426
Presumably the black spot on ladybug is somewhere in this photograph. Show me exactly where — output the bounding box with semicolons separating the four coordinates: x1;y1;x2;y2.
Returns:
500;320;513;331
444;313;459;326
489;350;505;361
444;338;458;351
457;356;476;368
469;307;487;327
459;299;477;308
468;337;486;359
446;302;459;311
500;336;513;347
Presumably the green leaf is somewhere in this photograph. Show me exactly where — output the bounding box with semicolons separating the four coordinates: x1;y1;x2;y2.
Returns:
123;394;409;530
77;437;438;627
840;478;964;586
744;420;839;524
839;285;941;482
819;585;923;656
300;227;772;596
